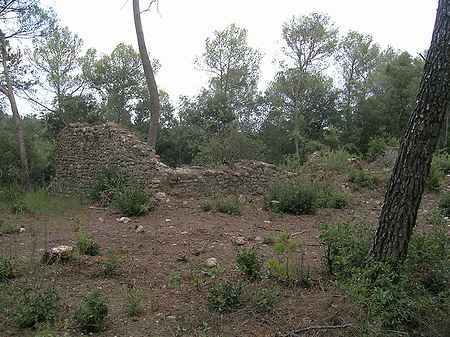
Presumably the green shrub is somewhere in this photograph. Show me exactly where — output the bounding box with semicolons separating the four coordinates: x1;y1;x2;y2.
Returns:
73;290;108;333
201;195;241;215
14;288;59;328
433;152;450;174
367;137;387;161
438;192;450;216
207;281;242;313
111;184;154;217
348;169;378;190
0;256;14;282
126;288;144;317
426;159;444;191
236;249;261;281
430;207;446;226
0;221;17;234
265;180;347;215
89;167;128;206
77;231;100;256
319;222;450;336
101;250;120;277
251;287;280;313
318;150;351;173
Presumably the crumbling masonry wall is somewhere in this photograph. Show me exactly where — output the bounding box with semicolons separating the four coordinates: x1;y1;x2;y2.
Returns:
52;123;293;196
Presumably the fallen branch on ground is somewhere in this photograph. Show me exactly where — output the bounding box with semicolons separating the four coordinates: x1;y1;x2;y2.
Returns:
283;323;353;337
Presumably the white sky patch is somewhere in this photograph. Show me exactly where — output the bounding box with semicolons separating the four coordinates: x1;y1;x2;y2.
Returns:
28;0;438;112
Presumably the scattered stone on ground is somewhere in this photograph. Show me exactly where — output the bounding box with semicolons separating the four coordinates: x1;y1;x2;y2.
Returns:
117;217;131;224
135;225;145;233
19;227;25;233
42;245;74;264
205;257;218;267
155;192;167;201
233;236;247;246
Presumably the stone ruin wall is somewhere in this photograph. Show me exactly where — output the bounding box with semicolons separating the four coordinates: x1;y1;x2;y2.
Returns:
52;123;293;196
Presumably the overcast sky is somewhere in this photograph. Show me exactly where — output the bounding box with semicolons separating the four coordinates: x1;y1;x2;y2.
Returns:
38;0;437;107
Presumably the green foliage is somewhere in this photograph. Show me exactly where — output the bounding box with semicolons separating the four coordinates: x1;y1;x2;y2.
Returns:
348;169;378;189
34;328;59;337
319;223;450;336
317;150;352;173
77;231;99;256
14;288;59;329
168;272;182;289
101;250;120;277
126;288;144;317
207;281;242;313
251;287;280;313
0;256;14;282
367;137;387;161
426;158;444;191
433;152;450;174
266;180;347;215
0;221;17;234
11;190;81;215
438;192;450;216
89;167;128;206
73;290;108;333
111;184;154;217
201;195;241;215
236;249;261;281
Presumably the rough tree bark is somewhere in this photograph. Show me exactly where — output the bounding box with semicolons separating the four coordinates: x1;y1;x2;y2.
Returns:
132;0;160;150
370;0;450;261
0;33;30;188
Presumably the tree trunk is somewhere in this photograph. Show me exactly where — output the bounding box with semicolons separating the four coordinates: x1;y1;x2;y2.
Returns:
369;0;450;261
0;35;30;189
132;0;160;150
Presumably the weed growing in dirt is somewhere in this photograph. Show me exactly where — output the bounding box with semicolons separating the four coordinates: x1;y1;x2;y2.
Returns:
236;248;261;281
318;150;352;173
73;290;108;333
348;169;378;190
0;220;17;234
126;288;144;317
266;180;347;215
101;249;120;277
430;207;446;226
320;223;450;336
14;288;59;329
112;184;154;217
201;195;241;215
11;190;81;215
77;231;100;256
168;272;182;289
89;167;128;206
433;152;450;174
0;256;14;282
251;287;280;313
426;158;444;191
207;281;242;313
265;232;310;287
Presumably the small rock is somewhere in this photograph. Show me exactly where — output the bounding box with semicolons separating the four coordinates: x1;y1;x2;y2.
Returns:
116;217;131;224
233;236;247;246
182;201;188;206
155;192;167;201
19;227;25;233
42;245;73;264
98;217;104;223
255;236;264;243
165;218;172;223
205;257;218;267
136;225;145;233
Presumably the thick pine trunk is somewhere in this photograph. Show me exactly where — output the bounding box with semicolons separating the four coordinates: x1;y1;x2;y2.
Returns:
370;0;450;261
0;36;30;189
132;0;160;150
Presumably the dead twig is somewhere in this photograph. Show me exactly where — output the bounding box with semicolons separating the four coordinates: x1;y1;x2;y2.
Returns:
283;323;353;337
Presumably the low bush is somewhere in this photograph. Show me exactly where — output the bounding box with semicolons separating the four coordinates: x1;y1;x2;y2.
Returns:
201;195;241;215
433;152;450;174
101;250;120;277
77;231;100;256
426;159;444;191
73;290;108;333
318;150;352;173
0;256;14;282
207;281;242;313
14;288;59;328
265;180;347;215
319;222;450;336
251;287;280;313
367;137;387;161
438;192;450;216
89;167;128;206
348;169;378;190
236;249;261;281
111;184;154;217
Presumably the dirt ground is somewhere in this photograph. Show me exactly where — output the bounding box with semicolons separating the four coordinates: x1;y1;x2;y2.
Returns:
0;180;443;337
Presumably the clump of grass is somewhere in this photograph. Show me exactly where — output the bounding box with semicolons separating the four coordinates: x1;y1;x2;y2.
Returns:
0;256;14;282
265;180;347;215
348;169;378;190
14;288;59;329
318;150;352;173
11;190;81;215
439;192;450;216
101;250;120;277
0;221;17;234
89;167;128;206
236;248;261;281
207;281;242;313
112;184;154;217
201;195;241;215
168;272;182;289
73;290;108;333
251;287;280;313
426;159;444;191
126;288;144;317
77;231;100;256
